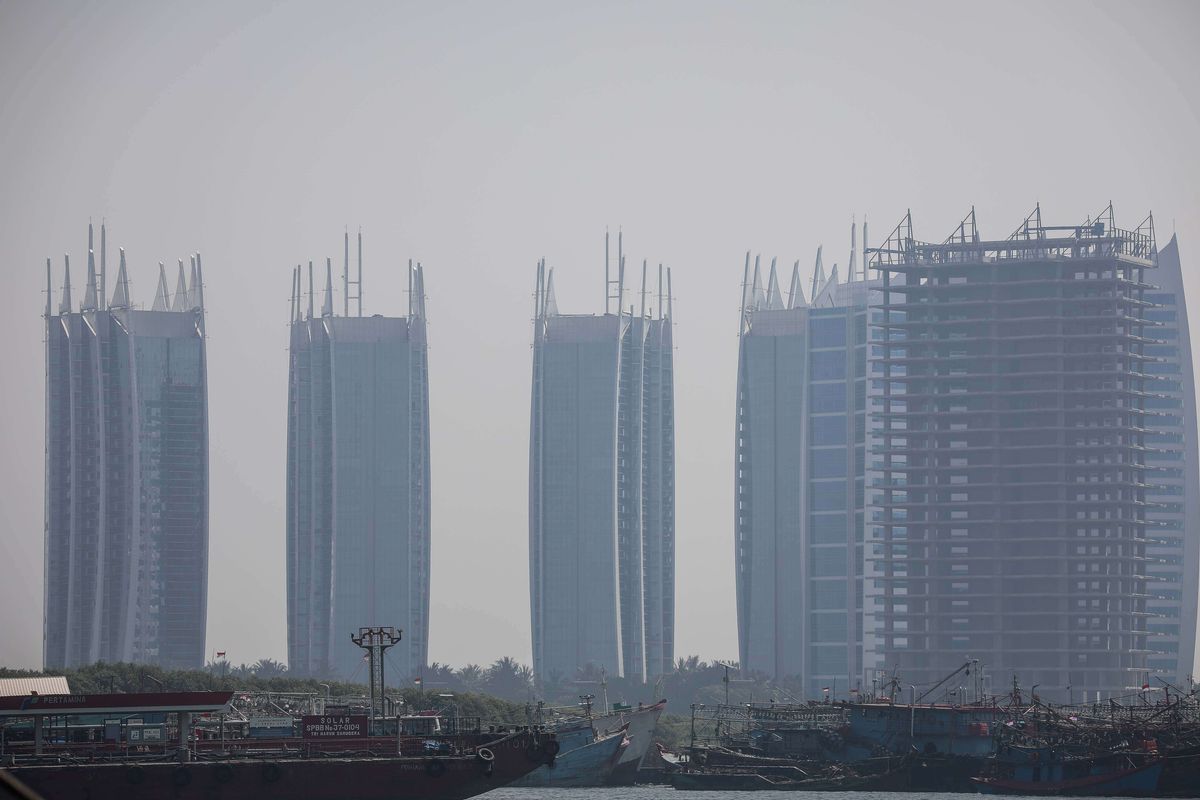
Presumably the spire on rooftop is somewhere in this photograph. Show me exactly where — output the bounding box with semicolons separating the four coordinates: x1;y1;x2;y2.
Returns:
751;255;765;310
196;254;206;309
99;222;107;311
322;258;334;317
87;223;94;308
639;259;648;318
172;259;189;311
152;262;170;311
656;263;665;320
544;266;559;317
412;261;426;319
787;260;807;309
739;252;752;317
616;248;626;321
195;253;206;320
814;263;840;307
847;218;857;282
188;256;199;310
766;257;784;310
289;266;299;324
666;266;673;320
861;216;869;280
409;259;417;318
810;245;825;301
59;255;72;314
305;261;314;319
110;248;130;309
82;249;98;311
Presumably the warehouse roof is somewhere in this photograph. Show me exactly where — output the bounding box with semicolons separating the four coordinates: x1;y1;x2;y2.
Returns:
0;677;70;697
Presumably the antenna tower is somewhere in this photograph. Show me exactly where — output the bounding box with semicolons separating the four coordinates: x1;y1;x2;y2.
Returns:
350;626;402;723
344;229;363;317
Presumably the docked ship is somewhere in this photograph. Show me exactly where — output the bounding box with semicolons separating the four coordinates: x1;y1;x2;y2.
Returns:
0;691;556;800
605;699;668;783
513;698;666;786
971;745;1164;796
678;697;1004;792
508;726;627;787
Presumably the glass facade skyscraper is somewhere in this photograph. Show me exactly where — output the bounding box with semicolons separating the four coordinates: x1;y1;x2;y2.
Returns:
529;247;675;683
1142;235;1199;684
286;248;430;680
734;244;876;696
44;225;209;669
866;207;1156;701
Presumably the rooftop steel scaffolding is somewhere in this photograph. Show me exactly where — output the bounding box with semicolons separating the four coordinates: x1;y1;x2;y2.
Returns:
865;205;1157;702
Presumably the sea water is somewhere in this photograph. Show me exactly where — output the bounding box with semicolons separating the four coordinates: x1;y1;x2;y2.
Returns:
481;788;1104;800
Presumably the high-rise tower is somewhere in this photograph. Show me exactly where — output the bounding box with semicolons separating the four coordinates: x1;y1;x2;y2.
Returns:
529;234;675;683
44;224;209;669
866;206;1154;701
285;235;430;680
735;222;877;695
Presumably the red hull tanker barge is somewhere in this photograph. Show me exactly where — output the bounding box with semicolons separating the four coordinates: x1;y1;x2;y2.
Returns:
0;691;558;800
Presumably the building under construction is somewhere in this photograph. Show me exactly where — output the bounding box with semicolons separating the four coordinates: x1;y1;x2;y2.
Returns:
285;235;430;680
865;206;1159;701
528;233;675;683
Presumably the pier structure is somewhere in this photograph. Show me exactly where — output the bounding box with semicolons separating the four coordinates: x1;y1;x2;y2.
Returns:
734;219;878;697
865;205;1159;701
529;232;675;684
44;223;209;670
285;234;430;680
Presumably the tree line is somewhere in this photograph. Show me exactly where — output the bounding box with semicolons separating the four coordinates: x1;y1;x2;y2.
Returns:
0;655;822;709
1;655;829;750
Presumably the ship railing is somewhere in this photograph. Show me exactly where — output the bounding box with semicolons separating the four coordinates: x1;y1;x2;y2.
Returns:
0;723;520;765
434;716;483;736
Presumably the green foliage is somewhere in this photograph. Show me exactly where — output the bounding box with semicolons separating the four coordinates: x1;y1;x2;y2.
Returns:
650;712;692;750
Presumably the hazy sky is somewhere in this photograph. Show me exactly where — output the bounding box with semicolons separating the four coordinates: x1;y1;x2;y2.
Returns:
2;0;1199;672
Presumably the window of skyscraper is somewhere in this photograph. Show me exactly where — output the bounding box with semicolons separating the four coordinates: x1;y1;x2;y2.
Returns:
811;449;847;478
809;316;847;348
809;351;846;380
811;416;847;445
811;480;848;511
811;581;848;610
811;546;848;577
810;514;848;544
811;383;846;413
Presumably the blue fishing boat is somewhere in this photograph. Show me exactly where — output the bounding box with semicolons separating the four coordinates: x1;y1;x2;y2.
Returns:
971;745;1164;796
508;726;628;787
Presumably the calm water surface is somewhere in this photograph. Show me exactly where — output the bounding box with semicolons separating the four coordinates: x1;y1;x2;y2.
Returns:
480;789;1108;800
